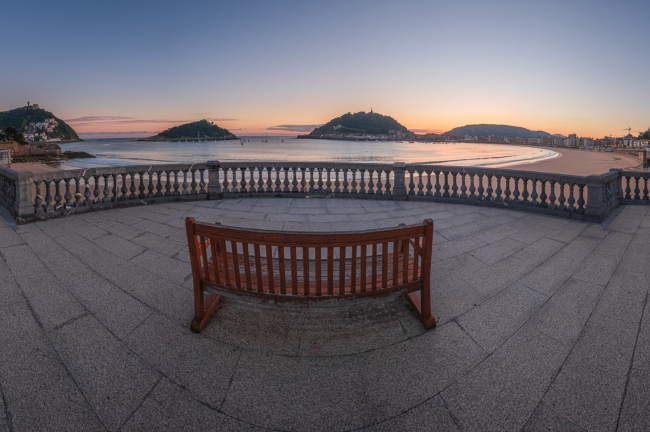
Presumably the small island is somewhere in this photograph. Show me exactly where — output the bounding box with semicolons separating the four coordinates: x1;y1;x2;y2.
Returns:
298;110;415;141
140;119;237;142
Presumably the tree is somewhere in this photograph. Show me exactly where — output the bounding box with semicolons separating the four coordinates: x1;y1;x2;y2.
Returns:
5;126;29;145
639;130;650;140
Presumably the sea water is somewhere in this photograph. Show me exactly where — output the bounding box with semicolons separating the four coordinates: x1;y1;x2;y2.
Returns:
58;136;558;169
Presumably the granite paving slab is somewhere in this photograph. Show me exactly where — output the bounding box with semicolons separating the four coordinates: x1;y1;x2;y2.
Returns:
1;198;649;431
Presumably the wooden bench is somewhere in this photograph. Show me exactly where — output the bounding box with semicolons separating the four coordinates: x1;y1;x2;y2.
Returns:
185;217;436;332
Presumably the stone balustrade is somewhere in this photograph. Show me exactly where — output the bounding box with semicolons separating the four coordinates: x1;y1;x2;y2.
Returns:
1;161;648;223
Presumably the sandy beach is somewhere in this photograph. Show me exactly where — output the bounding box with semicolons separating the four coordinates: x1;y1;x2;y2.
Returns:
501;146;641;176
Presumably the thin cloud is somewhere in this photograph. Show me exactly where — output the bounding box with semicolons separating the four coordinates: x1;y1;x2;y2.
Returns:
78;130;159;135
411;128;442;134
267;124;322;132
66;116;135;122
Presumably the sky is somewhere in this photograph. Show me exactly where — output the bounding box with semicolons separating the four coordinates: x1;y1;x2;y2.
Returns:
2;0;649;138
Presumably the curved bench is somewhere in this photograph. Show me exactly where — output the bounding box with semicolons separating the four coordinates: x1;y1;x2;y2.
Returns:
185;217;436;332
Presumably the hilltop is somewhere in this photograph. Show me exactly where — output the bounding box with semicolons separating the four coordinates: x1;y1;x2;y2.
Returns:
445;124;552;138
306;111;411;138
0;104;80;142
141;119;237;141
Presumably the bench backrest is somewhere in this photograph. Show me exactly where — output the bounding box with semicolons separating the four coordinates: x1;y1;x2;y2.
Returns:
185;217;433;300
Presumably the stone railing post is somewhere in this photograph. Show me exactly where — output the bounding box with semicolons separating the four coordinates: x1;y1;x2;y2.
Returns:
15;171;35;222
609;168;624;202
392;162;407;201
585;174;607;221
206;160;222;200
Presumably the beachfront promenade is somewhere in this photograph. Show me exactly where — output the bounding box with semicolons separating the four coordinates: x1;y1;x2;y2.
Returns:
1;197;649;431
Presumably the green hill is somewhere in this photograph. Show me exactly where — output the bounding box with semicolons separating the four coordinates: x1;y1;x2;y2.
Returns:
0;105;80;141
142;119;237;141
445;124;552;138
308;111;410;136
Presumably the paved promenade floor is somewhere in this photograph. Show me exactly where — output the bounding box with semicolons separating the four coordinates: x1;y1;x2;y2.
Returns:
1;198;649;431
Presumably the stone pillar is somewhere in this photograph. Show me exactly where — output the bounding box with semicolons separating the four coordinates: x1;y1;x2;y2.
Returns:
392;162;407;201
206;160;222;200
585;174;606;221
16;171;35;222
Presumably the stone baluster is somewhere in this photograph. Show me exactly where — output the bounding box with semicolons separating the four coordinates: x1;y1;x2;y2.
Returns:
624;176;631;200
548;180;557;210
34;180;44;214
63;178;72;207
283;168;291;193
359;169;366;194
451;172;459;199
441;172;450;199
408;170;415;195
367;170;375;195
155;171;163;197
83;176;92;205
529;179;539;206
298;168;306;193
557;181;567;211
577;184;586;212
468;173;476;200
511;177;520;202
634;177;641;200
190;169;198;194
472;173;476;201
485;174;493;200
342;169;350;193
333;169;341;193
44;180;54;212
264;167;273;192
434;170;442;198
460;172;468;199
417;170;424;196
567;183;576;211
375;170;384;195
103;175;111;203
73;177;82;207
146;172;155;198
325;169;332;193
180;170;188;195
504;176;511;202
351;169;358;194
54;179;63;210
128;173;137;199
537;180;547;206
119;173;127;200
643;177;649;201
425;170;432;196
494;175;502;202
93;175;101;203
199;168;207;194
292;168;299;192
308;168;315;193
257;167;265;193
521;178;529;204
274;167;281;192
170;171;178;196
239;168;247;193
384;169;392;195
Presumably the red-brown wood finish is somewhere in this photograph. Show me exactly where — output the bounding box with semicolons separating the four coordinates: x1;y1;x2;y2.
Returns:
185;217;436;332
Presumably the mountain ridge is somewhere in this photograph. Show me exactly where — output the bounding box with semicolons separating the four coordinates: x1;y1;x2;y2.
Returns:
444;124;553;138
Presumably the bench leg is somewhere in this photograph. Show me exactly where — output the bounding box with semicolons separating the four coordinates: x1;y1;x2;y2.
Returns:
405;291;436;330
190;293;221;333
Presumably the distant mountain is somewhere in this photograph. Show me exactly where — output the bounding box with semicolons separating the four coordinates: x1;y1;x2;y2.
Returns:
445;124;552;138
307;111;410;136
0;105;80;141
142;119;237;141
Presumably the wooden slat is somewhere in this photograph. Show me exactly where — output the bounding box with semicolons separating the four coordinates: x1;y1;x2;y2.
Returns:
350;245;357;293
266;244;275;293
339;246;346;294
360;244;367;292
402;239;409;284
303;246;310;295
371;243;378;290
254;244;263;292
230;241;241;288
327;247;334;295
278;246;286;294
290;247;298;295
199;236;209;280
381;242;388;288
209;239;221;284
315;247;322;295
242;242;252;289
413;237;420;281
392;241;399;287
220;239;231;286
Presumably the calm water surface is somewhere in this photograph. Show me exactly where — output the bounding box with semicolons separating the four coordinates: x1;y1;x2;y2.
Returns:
59;137;558;169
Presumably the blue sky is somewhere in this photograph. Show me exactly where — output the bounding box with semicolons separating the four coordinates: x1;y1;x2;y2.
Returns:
2;0;649;137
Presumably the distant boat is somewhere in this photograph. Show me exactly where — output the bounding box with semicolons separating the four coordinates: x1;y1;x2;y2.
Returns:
409;140;414;143
240;139;245;145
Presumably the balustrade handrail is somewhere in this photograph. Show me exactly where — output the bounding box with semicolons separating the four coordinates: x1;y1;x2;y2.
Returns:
0;160;648;224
